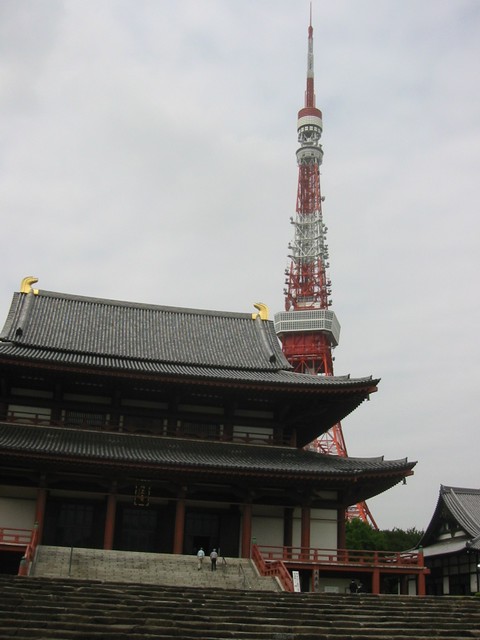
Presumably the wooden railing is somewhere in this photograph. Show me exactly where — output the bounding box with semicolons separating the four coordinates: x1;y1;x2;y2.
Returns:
257;545;424;569
0;526;39;576
5;411;53;426
4;413;290;446
0;527;32;547
17;525;39;576
252;544;294;592
252;544;428;595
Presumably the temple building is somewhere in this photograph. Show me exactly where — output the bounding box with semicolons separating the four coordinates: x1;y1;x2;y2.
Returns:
0;278;416;584
418;485;480;595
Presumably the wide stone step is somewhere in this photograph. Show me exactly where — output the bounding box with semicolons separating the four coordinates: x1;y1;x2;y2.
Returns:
0;628;477;640
1;603;478;634
1;613;478;638
32;546;279;591
4;596;479;620
1;575;479;640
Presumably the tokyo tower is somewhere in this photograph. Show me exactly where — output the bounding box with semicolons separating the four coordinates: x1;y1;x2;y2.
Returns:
274;9;377;527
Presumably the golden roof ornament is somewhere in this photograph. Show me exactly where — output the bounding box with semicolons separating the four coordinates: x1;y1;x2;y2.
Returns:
20;276;39;295
252;302;269;320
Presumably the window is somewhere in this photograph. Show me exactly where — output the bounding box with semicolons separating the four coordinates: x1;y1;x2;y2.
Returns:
64;410;107;427
181;421;222;439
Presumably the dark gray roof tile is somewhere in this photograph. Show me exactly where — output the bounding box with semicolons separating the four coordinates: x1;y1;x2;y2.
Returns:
0;290;289;371
0;290;379;393
419;485;480;549
0;422;415;480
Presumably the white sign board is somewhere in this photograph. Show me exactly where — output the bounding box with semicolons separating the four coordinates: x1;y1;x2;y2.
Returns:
292;570;301;592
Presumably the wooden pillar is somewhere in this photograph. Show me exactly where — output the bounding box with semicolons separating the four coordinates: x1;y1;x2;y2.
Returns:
103;483;117;550
283;507;293;556
417;550;426;596
34;483;47;545
372;568;381;594
301;504;311;556
416;572;425;597
173;493;186;554
337;508;346;550
241;502;252;558
418;572;427;596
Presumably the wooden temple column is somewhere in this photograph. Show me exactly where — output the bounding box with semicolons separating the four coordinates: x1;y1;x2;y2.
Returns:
283;507;293;555
241;502;252;558
173;489;186;554
103;482;117;550
34;478;47;545
372;567;381;595
337;508;346;551
417;550;426;596
301;504;311;558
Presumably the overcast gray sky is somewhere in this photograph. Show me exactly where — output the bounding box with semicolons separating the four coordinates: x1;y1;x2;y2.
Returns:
1;0;479;532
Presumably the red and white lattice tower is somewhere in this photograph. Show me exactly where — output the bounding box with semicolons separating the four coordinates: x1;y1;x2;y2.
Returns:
274;10;377;527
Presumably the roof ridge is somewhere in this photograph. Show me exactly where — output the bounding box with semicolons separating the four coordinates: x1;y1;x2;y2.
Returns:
35;289;253;319
441;485;480;497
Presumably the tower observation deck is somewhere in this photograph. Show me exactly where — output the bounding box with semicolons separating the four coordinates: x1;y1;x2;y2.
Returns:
274;11;376;527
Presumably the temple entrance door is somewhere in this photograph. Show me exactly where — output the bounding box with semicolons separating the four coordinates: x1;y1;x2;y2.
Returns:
184;512;219;556
115;505;159;552
184;509;240;557
449;572;470;595
43;499;104;548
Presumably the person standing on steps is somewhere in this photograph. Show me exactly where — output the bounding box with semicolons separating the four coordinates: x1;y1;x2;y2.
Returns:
197;547;205;570
210;548;218;571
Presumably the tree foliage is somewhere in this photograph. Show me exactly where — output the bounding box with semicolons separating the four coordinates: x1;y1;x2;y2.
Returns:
345;518;424;551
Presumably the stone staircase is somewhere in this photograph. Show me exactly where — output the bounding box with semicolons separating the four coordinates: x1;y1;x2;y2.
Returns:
1;574;479;639
31;545;280;591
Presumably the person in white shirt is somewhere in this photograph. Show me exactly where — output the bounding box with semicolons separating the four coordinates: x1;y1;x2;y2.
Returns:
210;548;218;571
197;547;205;570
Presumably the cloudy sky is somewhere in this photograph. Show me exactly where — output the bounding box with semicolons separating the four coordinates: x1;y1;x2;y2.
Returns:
1;0;479;531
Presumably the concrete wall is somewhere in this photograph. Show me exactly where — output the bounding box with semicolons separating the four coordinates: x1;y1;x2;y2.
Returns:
292;507;337;549
250;505;338;550
0;496;36;530
252;505;283;546
318;575;350;594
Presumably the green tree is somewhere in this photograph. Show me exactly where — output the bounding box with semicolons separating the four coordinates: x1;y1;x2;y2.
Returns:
345;518;385;550
346;519;423;551
382;527;423;551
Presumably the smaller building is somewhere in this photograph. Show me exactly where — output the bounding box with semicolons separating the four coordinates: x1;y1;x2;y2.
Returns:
418;485;480;595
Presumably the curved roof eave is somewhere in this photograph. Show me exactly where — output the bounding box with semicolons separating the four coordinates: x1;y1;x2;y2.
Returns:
0;423;414;484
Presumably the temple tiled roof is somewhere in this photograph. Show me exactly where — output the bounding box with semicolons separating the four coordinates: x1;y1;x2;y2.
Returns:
442;486;480;536
419;485;480;553
0;422;415;487
0;290;287;370
0;289;379;393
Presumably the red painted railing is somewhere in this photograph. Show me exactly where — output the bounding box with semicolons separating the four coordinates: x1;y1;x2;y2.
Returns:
252;544;428;595
252;544;294;592
0;527;32;547
17;525;39;576
257;545;423;568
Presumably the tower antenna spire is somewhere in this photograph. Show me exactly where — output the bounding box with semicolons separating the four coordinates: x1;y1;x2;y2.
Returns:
274;9;377;529
305;2;315;108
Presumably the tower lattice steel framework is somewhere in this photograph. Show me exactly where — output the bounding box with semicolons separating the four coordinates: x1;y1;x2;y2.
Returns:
274;11;377;528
